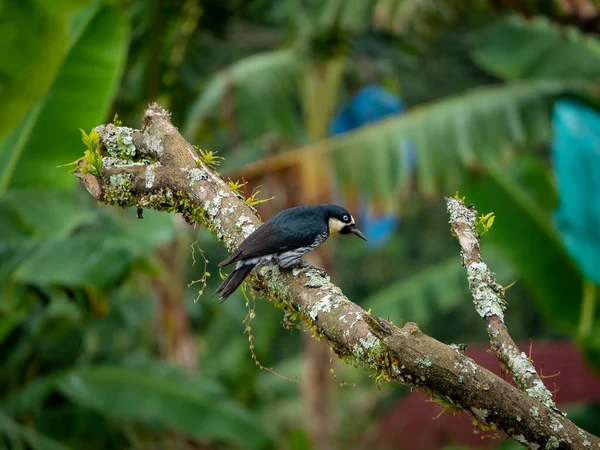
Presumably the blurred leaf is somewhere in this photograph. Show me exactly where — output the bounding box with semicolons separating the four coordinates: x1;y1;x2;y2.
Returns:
0;189;93;283
111;209;176;257
0;3;67;141
0;239;37;282
318;0;376;33
363;257;467;325
0;189;91;239
464;163;583;333
0;313;25;345
473;15;600;81
57;366;274;449
2;372;67;417
0;104;45;194
362;252;515;326
0;410;68;450
562;403;600;437
13;234;135;289
581;327;600;375
4;4;129;189
328;79;586;199
184;49;306;140
32;296;83;362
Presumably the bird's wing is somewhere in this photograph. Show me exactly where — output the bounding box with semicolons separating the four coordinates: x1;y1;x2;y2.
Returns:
218;219;320;267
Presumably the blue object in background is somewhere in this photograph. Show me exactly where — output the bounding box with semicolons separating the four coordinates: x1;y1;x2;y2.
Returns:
330;84;415;249
551;99;600;285
330;84;406;135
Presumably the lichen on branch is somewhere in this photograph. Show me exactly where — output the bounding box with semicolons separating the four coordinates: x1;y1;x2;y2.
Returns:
446;196;557;412
72;103;598;449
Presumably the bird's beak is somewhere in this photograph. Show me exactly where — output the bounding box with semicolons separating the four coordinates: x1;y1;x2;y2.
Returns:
350;225;367;241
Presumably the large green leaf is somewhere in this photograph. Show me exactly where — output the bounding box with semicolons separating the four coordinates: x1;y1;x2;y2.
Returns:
2;3;129;190
57;366;274;449
0;2;67;140
0;190;175;287
328;79;587;200
473;15;600;81
184;49;306;140
0;104;45;194
363;258;467;325
464;163;583;333
12;233;135;289
362;251;515;328
0;189;91;239
0;189;97;283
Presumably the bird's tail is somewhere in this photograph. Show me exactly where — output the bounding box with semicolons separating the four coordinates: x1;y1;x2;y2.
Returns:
214;264;254;301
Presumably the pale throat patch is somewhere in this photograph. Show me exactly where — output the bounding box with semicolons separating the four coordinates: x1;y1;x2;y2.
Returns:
328;215;354;235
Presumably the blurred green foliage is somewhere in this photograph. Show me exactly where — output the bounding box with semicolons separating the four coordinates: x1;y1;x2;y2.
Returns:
1;0;599;449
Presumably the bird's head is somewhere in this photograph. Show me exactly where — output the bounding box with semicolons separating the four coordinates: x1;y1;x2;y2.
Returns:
322;205;367;241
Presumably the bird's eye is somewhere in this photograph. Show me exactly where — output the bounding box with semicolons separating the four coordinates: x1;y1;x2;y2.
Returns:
342;215;349;222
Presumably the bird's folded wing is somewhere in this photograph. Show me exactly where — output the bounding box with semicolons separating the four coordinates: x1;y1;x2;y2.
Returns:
218;220;319;266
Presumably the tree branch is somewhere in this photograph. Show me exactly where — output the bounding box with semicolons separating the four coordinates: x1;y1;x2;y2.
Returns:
446;197;557;411
74;104;599;449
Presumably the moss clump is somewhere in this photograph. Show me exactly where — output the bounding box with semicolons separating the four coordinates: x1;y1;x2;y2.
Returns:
101;186;212;234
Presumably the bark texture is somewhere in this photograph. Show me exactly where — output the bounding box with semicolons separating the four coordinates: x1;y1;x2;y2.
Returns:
74;104;599;450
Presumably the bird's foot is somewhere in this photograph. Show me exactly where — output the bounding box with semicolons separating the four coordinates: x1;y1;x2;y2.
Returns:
291;262;328;278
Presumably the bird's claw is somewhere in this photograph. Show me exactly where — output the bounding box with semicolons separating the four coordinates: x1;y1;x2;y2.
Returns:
292;262;328;277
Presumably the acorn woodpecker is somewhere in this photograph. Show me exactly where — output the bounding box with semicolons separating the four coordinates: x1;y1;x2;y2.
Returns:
215;204;367;300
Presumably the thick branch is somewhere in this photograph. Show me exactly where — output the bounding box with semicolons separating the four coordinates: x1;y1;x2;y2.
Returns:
446;197;557;411
75;104;599;449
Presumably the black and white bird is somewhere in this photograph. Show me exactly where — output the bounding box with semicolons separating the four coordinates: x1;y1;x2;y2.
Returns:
215;204;367;300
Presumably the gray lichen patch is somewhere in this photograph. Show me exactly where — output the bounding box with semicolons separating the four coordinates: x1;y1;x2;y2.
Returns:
449;343;467;354
235;214;256;238
446;197;476;227
467;262;506;320
544;436;561;449
464;357;478;373
513;435;540;450
579;428;591;447
221;204;237;215
471;407;489;421
309;294;344;320
97;124;137;158
505;349;555;409
353;331;381;359
525;379;555;410
145;162;160;189
415;357;433;368
550;417;564;433
181;167;208;185
102;156;146;168
135;134;163;158
303;271;331;288
108;173;134;203
204;190;230;220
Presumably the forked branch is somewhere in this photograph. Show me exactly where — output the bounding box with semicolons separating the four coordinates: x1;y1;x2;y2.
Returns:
73;104;598;449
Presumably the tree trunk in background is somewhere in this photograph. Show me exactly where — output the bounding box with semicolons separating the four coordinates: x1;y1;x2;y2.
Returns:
303;249;335;450
152;217;197;371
